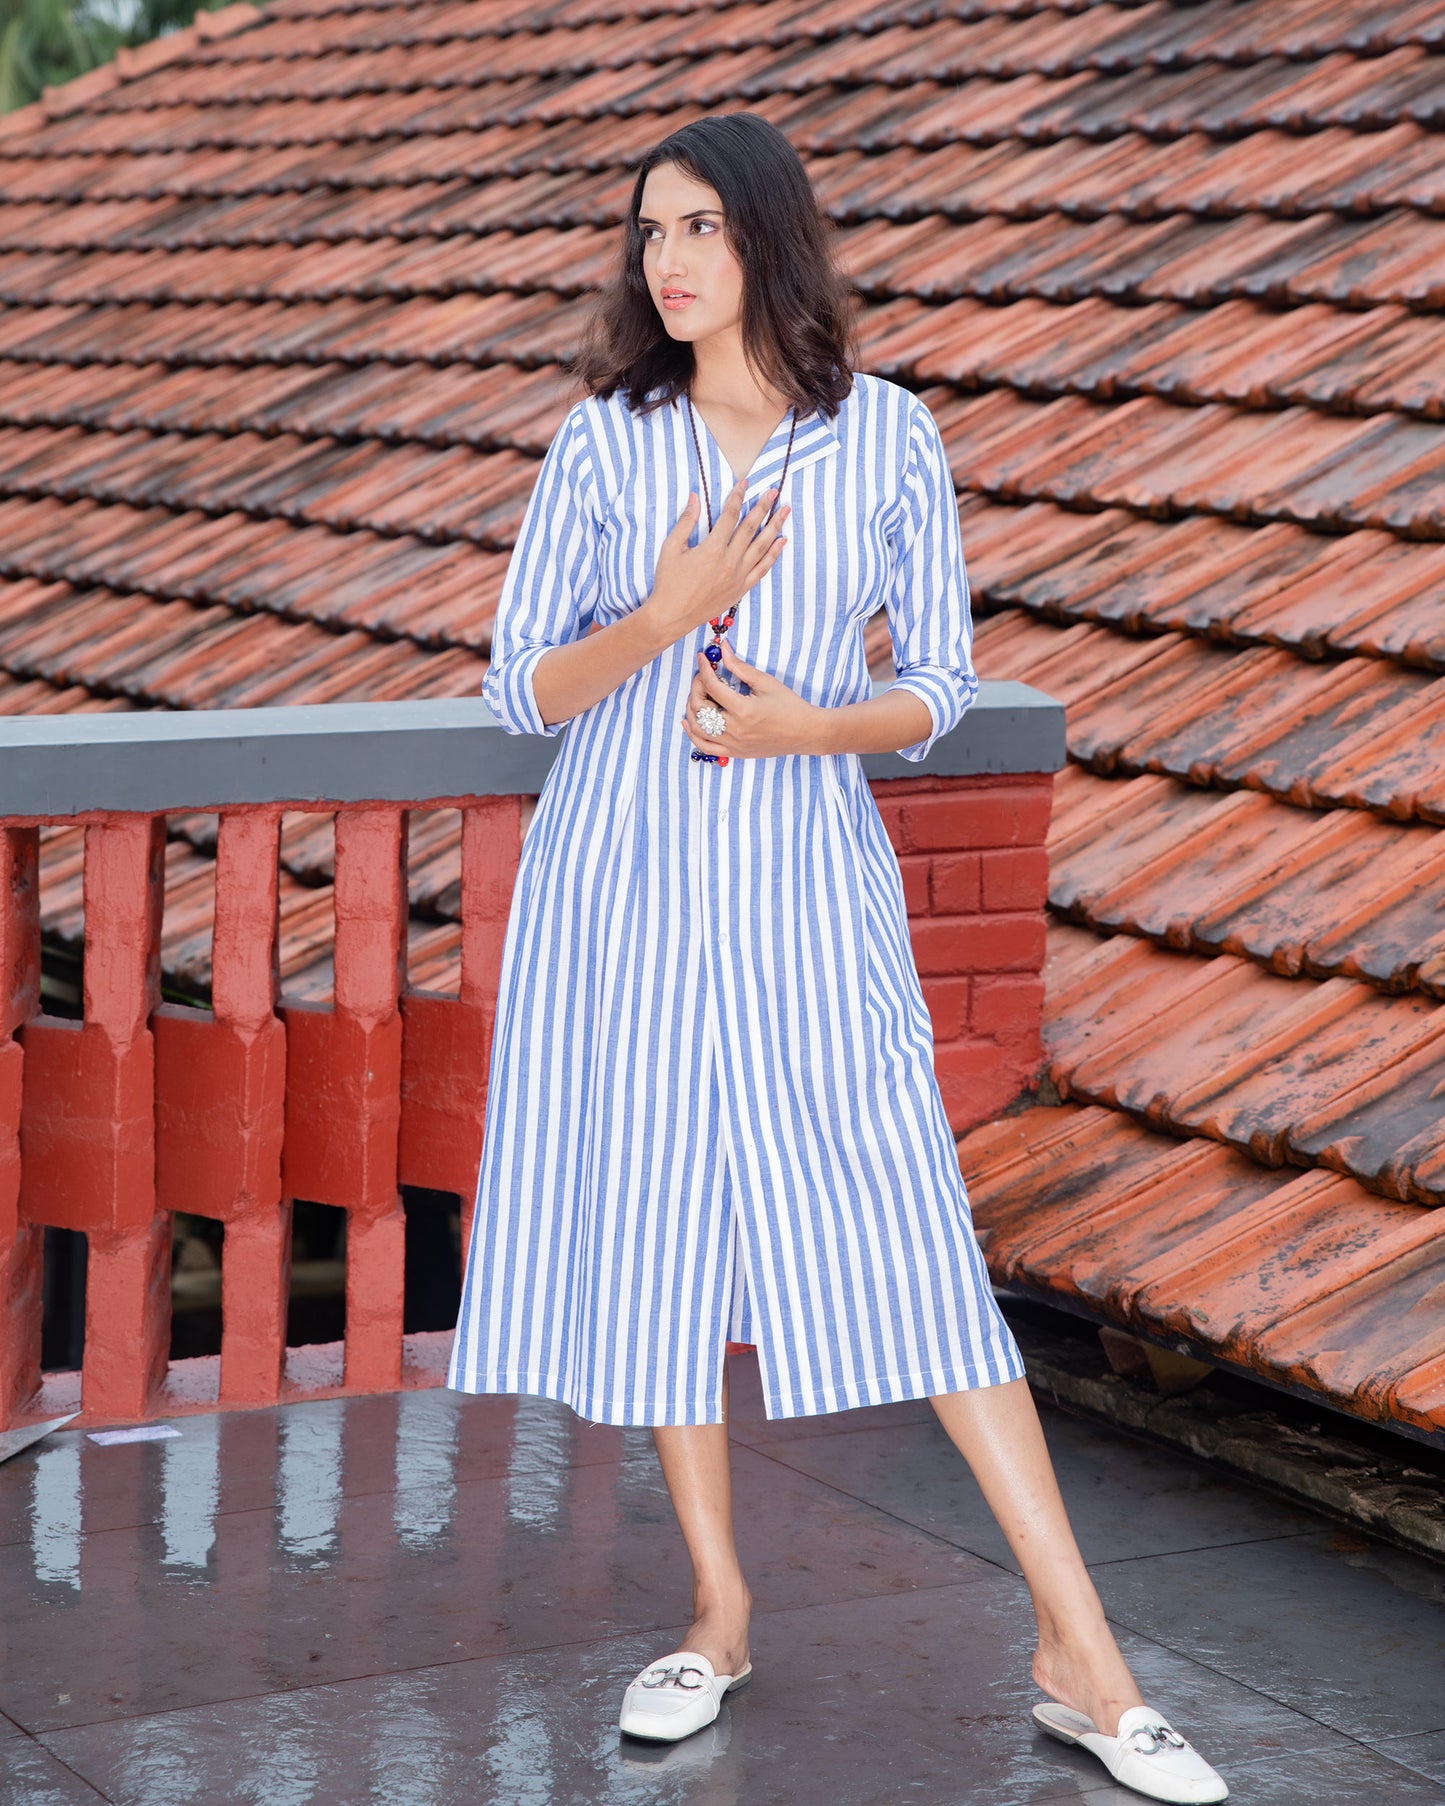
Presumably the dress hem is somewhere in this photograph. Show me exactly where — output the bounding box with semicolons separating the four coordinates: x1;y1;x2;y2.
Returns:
445;1346;1027;1429
760;1348;1026;1422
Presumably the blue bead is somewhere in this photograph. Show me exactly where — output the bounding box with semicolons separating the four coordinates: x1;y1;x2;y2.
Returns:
704;644;722;665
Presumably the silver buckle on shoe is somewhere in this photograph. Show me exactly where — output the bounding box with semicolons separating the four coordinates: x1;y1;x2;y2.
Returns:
1128;1723;1188;1755
639;1662;708;1690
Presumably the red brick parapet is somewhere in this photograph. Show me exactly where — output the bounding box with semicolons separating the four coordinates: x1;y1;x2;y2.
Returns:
0;694;1059;1431
878;771;1053;1135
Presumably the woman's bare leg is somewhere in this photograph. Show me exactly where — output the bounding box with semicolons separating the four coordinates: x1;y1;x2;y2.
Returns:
929;1376;1144;1737
650;1358;753;1676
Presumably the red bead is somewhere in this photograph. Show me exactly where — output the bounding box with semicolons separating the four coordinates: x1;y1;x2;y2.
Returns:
717;755;729;767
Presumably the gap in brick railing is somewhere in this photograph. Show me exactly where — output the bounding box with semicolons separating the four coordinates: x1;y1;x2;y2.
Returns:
170;1213;223;1362
161;811;219;1007
402;1187;462;1334
36;821;85;1015
288;1200;347;1350
405;807;464;995
278;811;338;1006
40;1226;87;1375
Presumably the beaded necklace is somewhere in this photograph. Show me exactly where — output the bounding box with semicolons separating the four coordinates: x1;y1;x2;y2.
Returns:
685;392;798;767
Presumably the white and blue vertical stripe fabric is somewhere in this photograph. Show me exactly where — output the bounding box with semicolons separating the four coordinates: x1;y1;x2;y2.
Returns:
447;370;1025;1425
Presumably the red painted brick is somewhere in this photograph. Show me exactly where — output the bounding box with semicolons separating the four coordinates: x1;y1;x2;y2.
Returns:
934;1038;1035;1135
969;914;1049;973
981;846;1050;912
930;852;982;914
972;973;1046;1038
894;785;1053;854
911;914;1047;975
897;853;930;916
921;976;972;1041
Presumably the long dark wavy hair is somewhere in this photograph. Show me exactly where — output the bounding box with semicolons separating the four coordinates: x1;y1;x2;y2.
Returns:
573;113;859;421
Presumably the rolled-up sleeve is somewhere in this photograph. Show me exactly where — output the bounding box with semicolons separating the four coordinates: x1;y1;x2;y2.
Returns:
482;403;602;737
885;398;978;763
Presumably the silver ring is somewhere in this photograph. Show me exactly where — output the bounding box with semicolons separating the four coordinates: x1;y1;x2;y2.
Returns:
697;702;727;738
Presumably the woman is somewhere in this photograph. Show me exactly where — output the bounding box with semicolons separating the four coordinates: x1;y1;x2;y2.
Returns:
447;112;1228;1806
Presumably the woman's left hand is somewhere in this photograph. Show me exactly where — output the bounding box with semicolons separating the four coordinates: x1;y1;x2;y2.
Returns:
681;640;828;760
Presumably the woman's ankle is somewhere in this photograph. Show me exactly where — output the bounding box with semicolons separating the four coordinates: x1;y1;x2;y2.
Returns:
1032;1624;1144;1735
692;1580;751;1622
682;1592;751;1675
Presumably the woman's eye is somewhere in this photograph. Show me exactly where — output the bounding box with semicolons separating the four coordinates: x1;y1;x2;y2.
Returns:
639;219;719;241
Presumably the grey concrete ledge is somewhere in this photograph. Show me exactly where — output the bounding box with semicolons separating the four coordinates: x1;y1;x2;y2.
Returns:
1012;1318;1445;1564
0;680;1064;819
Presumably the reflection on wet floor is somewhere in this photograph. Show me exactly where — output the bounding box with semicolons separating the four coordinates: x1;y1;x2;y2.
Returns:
3;1352;1444;1806
29;1438;81;1591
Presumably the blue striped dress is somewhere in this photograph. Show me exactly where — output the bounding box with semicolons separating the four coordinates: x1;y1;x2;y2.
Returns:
447;371;1025;1425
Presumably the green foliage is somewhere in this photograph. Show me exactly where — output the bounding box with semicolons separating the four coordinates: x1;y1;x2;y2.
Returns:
0;0;236;115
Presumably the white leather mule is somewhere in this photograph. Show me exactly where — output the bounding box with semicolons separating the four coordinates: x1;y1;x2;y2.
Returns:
618;1649;753;1742
1033;1702;1228;1803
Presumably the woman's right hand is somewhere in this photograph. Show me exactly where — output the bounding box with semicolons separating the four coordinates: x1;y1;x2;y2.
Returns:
642;479;790;642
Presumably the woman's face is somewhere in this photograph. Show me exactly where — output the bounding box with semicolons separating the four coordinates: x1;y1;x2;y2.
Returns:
637;162;743;346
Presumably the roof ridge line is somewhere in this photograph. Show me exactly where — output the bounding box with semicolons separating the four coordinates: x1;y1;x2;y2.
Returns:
0;3;265;147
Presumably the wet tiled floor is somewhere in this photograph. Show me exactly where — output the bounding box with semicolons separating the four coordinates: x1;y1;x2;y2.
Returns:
3;1352;1443;1806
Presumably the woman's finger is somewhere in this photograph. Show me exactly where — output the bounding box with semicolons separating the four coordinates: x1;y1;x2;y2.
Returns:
664;494;701;545
742;514;788;581
725;487;778;552
718;491;773;559
681;709;726;756
694;651;741;709
710;477;747;537
717;640;767;686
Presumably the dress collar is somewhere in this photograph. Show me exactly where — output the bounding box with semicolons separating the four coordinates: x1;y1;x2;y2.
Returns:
675;393;840;497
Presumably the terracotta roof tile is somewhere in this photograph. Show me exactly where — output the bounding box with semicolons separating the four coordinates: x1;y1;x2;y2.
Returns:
1058;783;1345;945
1282;210;1445;308
1304;685;1445;822
977;610;1177;709
976;1111;1263;1304
1174;658;1430;794
1163;988;1445;1165
985;1122;1345;1332
1131;1168;1431;1366
1053;934;1445;1162
1043;927;1230;1071
1291;1031;1445;1203
1098;302;1402;410
1051;637;1245;771
1188;802;1443;983
1248;1230;1445;1430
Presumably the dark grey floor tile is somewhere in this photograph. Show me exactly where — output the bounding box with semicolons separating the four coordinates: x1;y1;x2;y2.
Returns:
1;1440;996;1735
1365;1730;1445;1784
0;1738;110;1804
1091;1528;1445;1743
40;1578;1352;1806
752;1403;1319;1571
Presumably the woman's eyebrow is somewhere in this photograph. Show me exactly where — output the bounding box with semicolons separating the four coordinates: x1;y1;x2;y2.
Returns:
637;209;723;225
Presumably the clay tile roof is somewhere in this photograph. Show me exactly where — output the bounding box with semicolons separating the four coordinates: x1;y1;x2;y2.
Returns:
2;0;1444;1442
